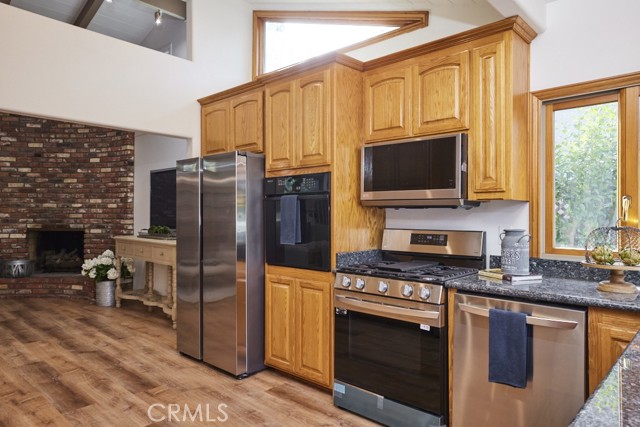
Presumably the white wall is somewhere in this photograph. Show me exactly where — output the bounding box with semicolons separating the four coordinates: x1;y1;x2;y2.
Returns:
386;201;529;258
0;0;253;156
531;0;640;91
133;134;190;293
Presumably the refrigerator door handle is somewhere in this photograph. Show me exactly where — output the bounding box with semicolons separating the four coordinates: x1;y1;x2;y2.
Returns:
458;303;578;329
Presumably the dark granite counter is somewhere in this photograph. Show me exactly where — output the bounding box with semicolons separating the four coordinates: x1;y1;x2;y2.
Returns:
571;332;640;426
446;275;640;312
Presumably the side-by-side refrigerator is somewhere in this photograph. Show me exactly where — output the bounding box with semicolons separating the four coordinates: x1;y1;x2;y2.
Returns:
176;151;265;377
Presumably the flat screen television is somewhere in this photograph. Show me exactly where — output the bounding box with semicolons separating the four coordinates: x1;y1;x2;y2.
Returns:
150;168;177;229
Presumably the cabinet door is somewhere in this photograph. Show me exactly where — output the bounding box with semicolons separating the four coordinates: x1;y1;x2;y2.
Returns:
201;100;229;156
413;50;469;135
364;66;411;142
265;81;294;171
265;275;296;371
296;70;331;168
295;278;331;387
588;307;640;394
230;90;263;153
471;40;507;195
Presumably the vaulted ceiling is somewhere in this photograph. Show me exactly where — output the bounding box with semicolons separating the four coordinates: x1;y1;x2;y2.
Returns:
1;0;186;45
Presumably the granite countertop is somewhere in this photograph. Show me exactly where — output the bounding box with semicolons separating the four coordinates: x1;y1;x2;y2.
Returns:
446;275;640;312
571;332;640;426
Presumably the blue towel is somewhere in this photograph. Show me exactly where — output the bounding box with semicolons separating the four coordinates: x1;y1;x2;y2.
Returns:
280;195;301;245
488;308;528;388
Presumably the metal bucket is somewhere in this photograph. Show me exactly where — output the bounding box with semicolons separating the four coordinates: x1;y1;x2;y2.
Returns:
500;229;531;275
95;280;116;307
1;259;35;278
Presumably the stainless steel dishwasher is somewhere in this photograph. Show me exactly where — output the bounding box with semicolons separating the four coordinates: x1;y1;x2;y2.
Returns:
452;292;586;427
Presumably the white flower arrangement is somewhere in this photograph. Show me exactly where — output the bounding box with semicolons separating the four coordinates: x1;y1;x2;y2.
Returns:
81;249;119;282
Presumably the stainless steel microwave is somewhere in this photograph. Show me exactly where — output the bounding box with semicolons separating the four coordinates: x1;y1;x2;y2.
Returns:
360;133;479;208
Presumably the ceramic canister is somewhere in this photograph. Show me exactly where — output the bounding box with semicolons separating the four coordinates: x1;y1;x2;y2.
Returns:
500;229;531;275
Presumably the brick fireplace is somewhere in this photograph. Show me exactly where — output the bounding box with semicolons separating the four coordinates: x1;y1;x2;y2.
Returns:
0;112;134;298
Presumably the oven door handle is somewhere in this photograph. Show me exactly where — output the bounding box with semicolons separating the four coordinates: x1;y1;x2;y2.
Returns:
335;295;442;327
458;303;578;329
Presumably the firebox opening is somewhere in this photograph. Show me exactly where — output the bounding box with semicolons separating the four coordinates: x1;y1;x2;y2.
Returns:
28;230;85;274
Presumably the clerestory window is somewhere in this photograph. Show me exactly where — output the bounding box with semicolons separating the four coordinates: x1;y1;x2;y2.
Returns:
253;11;428;77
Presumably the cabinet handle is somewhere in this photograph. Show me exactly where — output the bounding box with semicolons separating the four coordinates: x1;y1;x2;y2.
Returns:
458;303;578;329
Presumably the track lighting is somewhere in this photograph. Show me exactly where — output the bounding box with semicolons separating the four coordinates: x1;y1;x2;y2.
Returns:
155;9;162;26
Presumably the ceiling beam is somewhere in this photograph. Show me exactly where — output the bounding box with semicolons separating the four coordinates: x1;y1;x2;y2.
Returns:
137;0;186;20
74;0;104;28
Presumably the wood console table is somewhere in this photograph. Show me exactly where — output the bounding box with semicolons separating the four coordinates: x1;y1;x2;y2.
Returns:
114;235;177;329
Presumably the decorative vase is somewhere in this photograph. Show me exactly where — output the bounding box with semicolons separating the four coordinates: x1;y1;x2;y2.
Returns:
500;229;531;275
95;280;116;307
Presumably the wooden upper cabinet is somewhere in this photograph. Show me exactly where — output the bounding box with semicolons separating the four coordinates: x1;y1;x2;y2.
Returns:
296;70;331;168
468;32;530;201
230;90;263;152
413;50;469;135
200;88;264;157
202;100;229;155
265;80;295;170
364;66;412;142
471;40;507;194
265;68;331;171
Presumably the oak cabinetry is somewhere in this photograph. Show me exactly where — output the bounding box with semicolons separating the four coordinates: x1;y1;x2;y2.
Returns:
265;69;331;171
265;267;332;388
363;66;412;141
363;49;469;142
468;33;530;201
413;50;469;135
201;100;229;155
588;307;640;394
200;88;263;156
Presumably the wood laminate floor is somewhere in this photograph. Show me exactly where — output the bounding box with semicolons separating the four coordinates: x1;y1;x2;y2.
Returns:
0;298;374;426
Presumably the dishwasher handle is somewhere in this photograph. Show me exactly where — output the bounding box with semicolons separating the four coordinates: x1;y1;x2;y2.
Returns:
458;303;578;330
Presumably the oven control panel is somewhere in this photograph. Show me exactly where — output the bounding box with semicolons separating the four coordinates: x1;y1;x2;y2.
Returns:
334;273;444;305
264;172;330;195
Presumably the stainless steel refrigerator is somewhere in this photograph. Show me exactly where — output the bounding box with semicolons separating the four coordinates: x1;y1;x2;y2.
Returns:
176;151;265;377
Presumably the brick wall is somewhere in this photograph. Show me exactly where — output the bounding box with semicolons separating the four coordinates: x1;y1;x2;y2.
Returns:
0;112;134;298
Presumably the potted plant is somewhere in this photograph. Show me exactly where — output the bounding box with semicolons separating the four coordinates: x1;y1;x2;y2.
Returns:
81;249;119;307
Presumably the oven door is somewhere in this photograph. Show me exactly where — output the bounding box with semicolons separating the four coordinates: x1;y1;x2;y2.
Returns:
264;193;330;271
334;291;447;422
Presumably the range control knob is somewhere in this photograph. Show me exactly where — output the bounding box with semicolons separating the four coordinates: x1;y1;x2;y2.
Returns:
419;287;431;300
378;281;389;293
341;276;351;288
401;284;414;297
355;278;366;290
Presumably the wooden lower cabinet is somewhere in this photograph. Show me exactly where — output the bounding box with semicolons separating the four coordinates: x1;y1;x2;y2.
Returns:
588;307;640;394
265;267;332;388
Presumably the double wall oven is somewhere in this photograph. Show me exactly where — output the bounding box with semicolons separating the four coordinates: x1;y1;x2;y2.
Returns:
264;172;331;272
333;229;485;427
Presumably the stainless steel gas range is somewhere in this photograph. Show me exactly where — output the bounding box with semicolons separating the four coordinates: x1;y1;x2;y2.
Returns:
333;229;485;427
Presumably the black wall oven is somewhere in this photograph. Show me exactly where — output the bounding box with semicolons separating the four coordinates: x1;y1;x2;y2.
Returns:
264;172;330;272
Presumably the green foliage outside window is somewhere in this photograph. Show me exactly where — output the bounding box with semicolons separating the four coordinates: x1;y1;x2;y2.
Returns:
553;102;618;249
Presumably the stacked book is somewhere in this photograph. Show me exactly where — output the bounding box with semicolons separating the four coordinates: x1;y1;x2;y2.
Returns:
478;268;543;282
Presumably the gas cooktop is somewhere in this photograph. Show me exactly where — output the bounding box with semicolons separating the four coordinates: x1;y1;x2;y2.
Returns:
337;260;478;283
